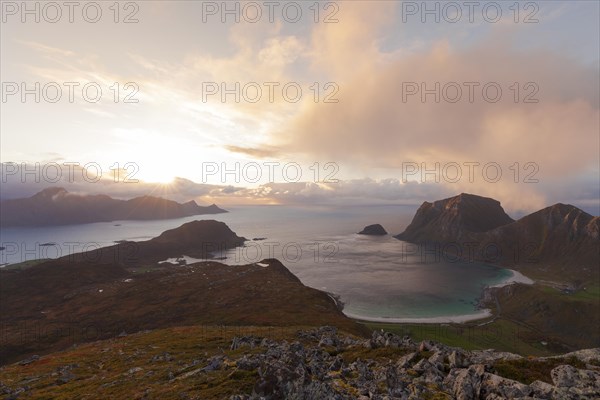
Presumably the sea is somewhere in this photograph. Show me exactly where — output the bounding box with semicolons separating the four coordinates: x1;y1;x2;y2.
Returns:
0;204;512;322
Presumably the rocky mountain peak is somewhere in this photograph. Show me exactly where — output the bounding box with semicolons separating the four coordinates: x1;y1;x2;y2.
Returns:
395;193;513;243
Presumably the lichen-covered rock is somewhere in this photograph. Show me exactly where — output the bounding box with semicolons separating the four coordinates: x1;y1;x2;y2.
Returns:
551;364;600;398
445;364;486;400
226;328;599;400
479;373;531;399
449;350;468;368
469;349;522;365
367;330;415;351
529;379;556;399
397;352;418;369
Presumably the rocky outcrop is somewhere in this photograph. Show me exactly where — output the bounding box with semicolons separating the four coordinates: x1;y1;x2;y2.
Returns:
358;224;388;235
2;326;599;399
227;327;600;400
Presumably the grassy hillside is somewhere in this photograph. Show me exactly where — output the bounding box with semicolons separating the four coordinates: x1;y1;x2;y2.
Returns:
0;325;299;400
0;259;367;366
365;282;600;356
2;324;597;399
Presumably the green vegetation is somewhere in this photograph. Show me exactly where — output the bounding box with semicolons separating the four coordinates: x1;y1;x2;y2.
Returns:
493;356;586;384
0;259;51;271
539;284;600;302
362;318;558;357
2;323;598;399
1;259;368;365
0;325;306;400
492;284;600;351
422;393;453;400
360;281;600;357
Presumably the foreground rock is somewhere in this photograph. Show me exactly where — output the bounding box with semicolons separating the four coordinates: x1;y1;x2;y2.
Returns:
358;224;388;235
2;326;599;399
229;328;600;400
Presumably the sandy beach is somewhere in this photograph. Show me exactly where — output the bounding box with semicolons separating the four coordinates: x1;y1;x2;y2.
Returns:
488;269;534;288
344;309;493;324
345;269;535;324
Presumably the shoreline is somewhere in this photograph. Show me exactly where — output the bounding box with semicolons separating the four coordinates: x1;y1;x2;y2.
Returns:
487;269;534;288
345;309;493;324
345;268;534;325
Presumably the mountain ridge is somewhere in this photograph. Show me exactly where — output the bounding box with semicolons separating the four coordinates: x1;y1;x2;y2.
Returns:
0;187;227;227
394;193;599;282
0;220;365;365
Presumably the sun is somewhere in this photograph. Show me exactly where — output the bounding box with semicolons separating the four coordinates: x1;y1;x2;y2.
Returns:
130;141;180;184
139;169;175;184
132;158;176;184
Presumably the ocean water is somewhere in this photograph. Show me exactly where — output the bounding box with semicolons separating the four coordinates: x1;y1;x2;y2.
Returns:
0;205;511;321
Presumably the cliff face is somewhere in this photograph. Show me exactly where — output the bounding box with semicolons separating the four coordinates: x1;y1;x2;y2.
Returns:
394;193;514;243
395;194;600;280
480;203;600;271
487;203;598;241
0;188;227;227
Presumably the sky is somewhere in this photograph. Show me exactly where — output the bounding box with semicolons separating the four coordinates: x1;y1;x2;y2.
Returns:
1;0;599;214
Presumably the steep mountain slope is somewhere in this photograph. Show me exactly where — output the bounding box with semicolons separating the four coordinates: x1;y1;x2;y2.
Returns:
394;194;599;353
395;194;599;281
479;203;599;280
395;193;514;243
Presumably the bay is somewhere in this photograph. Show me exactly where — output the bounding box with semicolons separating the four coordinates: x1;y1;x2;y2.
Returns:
0;204;511;321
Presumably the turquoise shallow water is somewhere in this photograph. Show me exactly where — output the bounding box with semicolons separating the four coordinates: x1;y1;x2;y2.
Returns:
215;231;512;321
0;204;512;320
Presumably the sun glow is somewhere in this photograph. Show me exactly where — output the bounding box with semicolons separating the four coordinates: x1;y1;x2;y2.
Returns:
112;130;184;184
131;154;177;184
138;169;175;184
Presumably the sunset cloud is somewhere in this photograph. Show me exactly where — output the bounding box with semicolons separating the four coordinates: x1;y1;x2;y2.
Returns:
2;1;598;213
280;28;599;211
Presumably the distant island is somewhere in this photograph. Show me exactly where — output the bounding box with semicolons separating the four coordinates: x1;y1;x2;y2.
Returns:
358;223;388;235
0;187;227;227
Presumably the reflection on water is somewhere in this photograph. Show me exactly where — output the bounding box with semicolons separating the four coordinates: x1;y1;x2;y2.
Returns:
218;233;511;320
